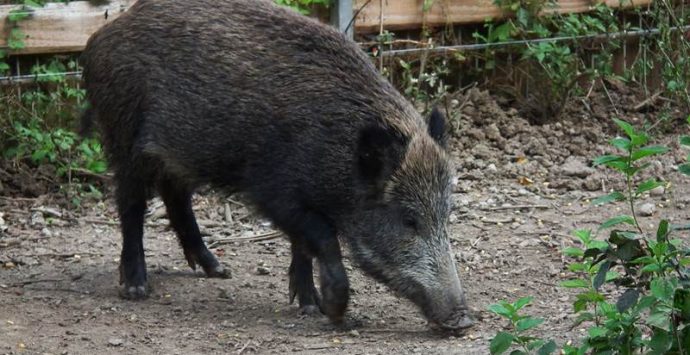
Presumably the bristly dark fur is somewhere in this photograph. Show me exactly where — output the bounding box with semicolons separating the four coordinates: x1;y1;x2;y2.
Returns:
80;0;473;330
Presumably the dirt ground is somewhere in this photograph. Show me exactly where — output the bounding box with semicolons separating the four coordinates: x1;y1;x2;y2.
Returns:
1;86;690;354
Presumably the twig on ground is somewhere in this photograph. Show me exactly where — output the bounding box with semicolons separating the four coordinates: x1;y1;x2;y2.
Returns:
227;198;245;208
71;168;112;181
208;231;283;247
30;206;63;219
480;204;550;211
80;217;119;226
601;80;620;116
480;217;514;224
632;90;663;111
4;278;66;287
237;340;252;354
466;235;485;250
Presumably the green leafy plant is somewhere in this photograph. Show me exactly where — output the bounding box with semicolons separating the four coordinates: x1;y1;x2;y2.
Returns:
273;0;329;15
2;56;107;205
488;297;557;355
559;118;690;353
679;116;690;175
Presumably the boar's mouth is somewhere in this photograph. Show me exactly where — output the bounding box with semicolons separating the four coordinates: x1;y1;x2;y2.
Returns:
394;278;475;331
429;305;475;331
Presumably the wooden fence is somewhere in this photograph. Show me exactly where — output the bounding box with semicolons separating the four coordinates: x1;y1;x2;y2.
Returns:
0;0;653;56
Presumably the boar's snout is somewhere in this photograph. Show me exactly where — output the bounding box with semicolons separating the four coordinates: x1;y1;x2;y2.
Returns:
435;305;475;330
423;255;475;331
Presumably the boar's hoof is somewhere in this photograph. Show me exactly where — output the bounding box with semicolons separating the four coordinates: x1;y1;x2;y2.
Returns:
321;284;349;324
119;284;148;300
299;305;323;316
184;248;230;279
205;264;231;279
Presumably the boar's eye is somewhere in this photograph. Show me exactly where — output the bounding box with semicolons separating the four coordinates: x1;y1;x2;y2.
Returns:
402;214;419;232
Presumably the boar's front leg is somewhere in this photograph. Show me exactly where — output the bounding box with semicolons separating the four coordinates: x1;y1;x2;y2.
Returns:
286;211;350;324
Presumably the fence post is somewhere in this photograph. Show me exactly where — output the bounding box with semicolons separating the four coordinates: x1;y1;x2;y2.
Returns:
330;0;353;38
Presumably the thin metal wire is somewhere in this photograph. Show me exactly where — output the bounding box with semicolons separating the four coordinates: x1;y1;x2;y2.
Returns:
1;25;689;82
380;25;690;57
0;71;82;82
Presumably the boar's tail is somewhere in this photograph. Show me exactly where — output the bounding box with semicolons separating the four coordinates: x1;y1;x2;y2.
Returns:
79;105;96;137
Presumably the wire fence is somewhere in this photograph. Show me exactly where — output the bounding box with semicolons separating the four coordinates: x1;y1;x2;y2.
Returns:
0;3;686;82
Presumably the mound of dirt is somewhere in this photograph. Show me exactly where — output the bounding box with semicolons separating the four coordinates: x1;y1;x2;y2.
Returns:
446;85;689;192
0;160;57;197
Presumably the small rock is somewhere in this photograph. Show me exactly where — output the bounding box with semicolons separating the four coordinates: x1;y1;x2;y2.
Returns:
650;186;665;196
484;123;502;141
582;175;601;192
108;338;124;347
30;212;46;227
485;163;498;174
348;330;360;337
638;203;656;217
256;266;271;275
561;157;595;178
41;228;52;238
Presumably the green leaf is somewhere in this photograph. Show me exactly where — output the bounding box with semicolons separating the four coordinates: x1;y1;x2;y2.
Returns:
656;220;669;243
514;296;533;311
647;310;671;330
651;278;675;301
560;279;590;288
488;303;513;318
88;161;107;173
568;263;587;273
573;298;588;312
574;312;595;326
636;179;663;195
563;247;584;258
573;229;592;244
613;118;635;139
537;340;557;355
679;163;690;176
8;8;31;22
593;261;611;291
588;240;609;250
641;264;662;273
588;326;607;338
516;317;544;332
616;289;640;312
611;137;632;152
490;332;514;355
611;137;631;151
599;215;635;230
592;154;624;167
649;330;672;353
592;191;626;205
631;145;669;161
636;295;657;310
679;135;690;147
631;255;656;264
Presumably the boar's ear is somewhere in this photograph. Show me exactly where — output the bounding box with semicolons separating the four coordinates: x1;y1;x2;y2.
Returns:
428;107;448;148
356;125;404;185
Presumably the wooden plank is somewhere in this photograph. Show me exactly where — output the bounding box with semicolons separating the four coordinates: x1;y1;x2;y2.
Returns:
0;0;136;55
353;0;653;33
0;0;654;55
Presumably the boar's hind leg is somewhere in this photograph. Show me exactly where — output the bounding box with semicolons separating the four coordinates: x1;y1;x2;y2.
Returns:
288;245;321;315
116;173;149;299
157;176;229;279
284;211;350;324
